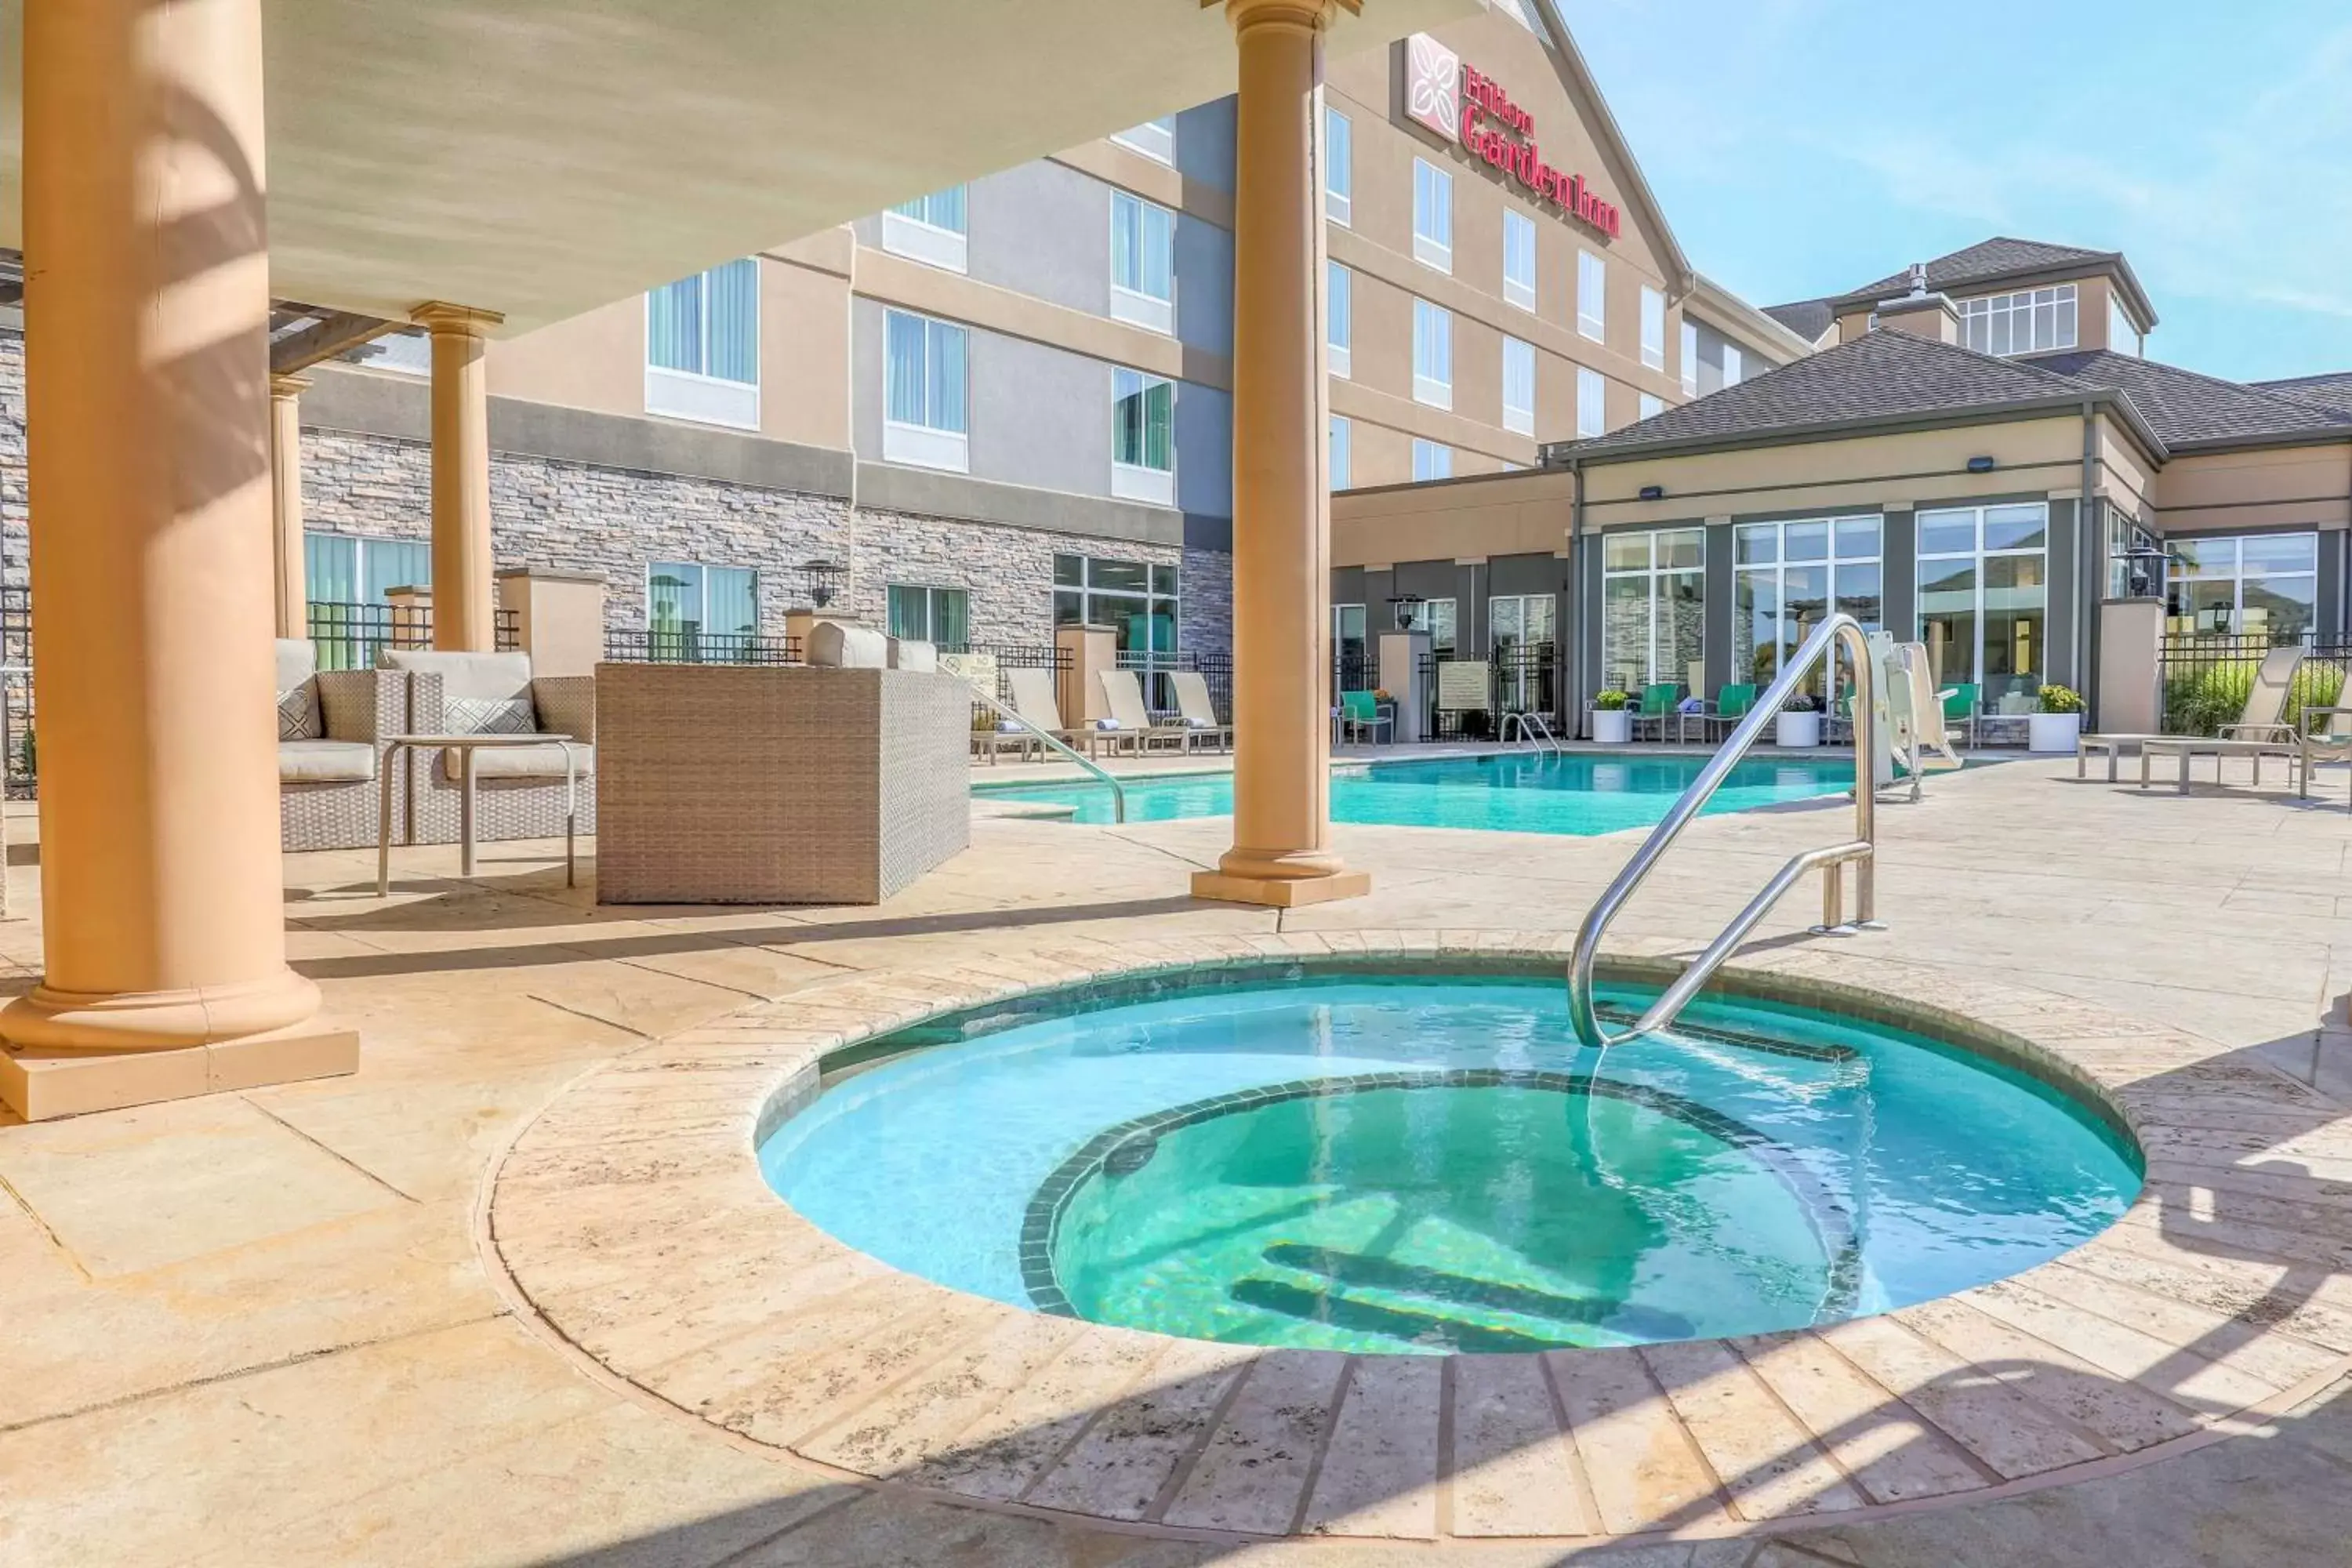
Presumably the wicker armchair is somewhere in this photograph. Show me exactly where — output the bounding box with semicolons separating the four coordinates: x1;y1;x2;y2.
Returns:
277;638;407;852
380;650;596;847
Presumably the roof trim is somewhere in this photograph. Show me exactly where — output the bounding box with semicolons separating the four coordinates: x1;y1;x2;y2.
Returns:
1522;0;1693;294
1686;273;1822;362
1829;249;2160;331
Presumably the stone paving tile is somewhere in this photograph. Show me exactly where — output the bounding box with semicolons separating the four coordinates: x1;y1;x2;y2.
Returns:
1448;1352;1594;1537
1160;1348;1349;1534
1297;1355;1443;1539
1022;1337;1257;1522
909;1327;1177;1503
1729;1333;1991;1504
1642;1339;1867;1520
798;1310;1084;1477
1546;1348;1729;1534
1815;1316;2111;1478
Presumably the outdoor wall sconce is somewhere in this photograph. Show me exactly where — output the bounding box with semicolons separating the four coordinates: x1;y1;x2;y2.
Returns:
1639;485;1665;501
1388;592;1425;630
1966;456;1996;474
800;558;845;608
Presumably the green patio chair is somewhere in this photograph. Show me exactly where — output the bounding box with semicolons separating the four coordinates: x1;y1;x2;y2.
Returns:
1338;688;1395;744
1700;682;1758;742
1940;682;1980;747
1630;681;1679;742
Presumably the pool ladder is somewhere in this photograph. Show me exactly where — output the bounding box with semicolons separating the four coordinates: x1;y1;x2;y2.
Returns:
1566;612;1882;1049
970;687;1128;824
1500;711;1565;754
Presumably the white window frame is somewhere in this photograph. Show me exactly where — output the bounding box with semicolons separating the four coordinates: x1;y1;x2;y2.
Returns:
644;260;761;430
881;307;970;472
881;186;969;274
1109;191;1175;335
1577;249;1606;342
2165;532;2321;639
1330;414;1352;492
1501;336;1535;437
1722;343;1744;387
1109;367;1177;506
1914;503;2051;701
1679;321;1699;395
1411;438;1452;482
1959;283;2079;357
1327;260;1352;379
1412;158;1453;274
1110;116;1175;165
1324;106;1353;227
1599;527;1707;690
1577;365;1605;439
1639;392;1663;421
1412;297;1453;410
1502;210;1537;313
2107;294;2141;357
1639;286;1666;372
1733;516;1884;693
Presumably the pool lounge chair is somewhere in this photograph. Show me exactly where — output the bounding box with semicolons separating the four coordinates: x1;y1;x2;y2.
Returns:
1338;688;1396;744
1097;669;1192;756
2076;645;2303;788
1168;670;1232;753
2297;702;2352;804
994;666;1096;760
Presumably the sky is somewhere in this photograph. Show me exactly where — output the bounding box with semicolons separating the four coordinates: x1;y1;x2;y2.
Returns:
1558;0;2352;384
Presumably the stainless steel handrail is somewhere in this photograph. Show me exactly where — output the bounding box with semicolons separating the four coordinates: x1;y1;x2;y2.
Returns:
971;687;1128;824
1567;612;1878;1048
1501;711;1564;754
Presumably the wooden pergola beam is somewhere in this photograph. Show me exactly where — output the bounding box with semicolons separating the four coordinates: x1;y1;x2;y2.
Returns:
269;307;401;375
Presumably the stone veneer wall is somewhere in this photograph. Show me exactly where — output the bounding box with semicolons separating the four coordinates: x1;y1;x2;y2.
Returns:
0;331;27;588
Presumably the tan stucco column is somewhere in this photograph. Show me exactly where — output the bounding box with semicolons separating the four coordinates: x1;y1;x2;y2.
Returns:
412;301;504;651
2;0;355;1120
1192;0;1369;908
269;373;310;639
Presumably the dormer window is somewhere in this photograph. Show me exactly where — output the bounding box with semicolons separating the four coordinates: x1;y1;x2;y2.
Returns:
1959;283;2078;356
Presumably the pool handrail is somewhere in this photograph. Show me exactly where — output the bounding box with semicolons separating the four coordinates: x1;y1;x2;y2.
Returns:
1567;612;1879;1048
970;685;1128;824
1500;711;1565;754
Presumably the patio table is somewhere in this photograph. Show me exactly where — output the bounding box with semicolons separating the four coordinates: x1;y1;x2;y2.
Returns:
377;731;583;895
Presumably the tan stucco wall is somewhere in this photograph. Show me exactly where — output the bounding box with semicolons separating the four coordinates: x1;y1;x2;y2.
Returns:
2153;442;2352;533
2097;423;2156;517
1333;469;1574;565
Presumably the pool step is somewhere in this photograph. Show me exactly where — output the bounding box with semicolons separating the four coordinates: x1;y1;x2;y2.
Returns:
1590;1003;1858;1064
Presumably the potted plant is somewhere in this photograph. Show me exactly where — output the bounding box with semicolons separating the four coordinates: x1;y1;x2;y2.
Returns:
2030;684;2085;753
1776;693;1823;748
1591;689;1632;744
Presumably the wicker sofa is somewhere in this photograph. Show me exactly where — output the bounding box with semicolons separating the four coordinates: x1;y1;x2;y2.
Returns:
277;638;405;852
379;650;595;848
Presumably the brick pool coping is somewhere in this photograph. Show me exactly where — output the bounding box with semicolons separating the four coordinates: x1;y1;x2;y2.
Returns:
484;931;2352;1545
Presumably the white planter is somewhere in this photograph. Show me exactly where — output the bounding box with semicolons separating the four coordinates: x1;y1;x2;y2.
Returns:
1592;709;1632;744
1775;710;1823;748
2028;711;2082;753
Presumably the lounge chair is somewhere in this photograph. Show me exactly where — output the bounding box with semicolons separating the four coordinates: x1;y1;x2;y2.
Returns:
998;666;1096;760
379;649;595;847
276;637;406;851
1168;670;1232;753
1338;689;1395;744
1629;681;1679;742
2078;646;2303;790
1939;681;1981;747
1097;669;1191;755
2296;701;2352;804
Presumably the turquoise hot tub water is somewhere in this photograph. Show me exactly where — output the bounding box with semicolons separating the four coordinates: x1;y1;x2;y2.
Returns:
977;751;1858;833
759;973;2140;1355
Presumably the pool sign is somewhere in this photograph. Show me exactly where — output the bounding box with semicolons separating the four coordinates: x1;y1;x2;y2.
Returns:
1403;33;1622;241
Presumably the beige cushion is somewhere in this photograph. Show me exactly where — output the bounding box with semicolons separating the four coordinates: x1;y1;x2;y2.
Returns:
279;739;376;784
887;637;938;673
274;638;323;740
380;649;534;704
443;741;593;782
806;620;888;669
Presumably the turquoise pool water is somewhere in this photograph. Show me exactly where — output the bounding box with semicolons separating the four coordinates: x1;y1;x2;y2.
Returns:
759;976;2140;1353
978;752;1857;833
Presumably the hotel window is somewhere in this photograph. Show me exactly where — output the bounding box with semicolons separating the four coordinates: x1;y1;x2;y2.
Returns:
648;562;759;659
882;185;968;273
1722;343;1743;387
1412;439;1452;482
1055;553;1180;654
1577;250;1606;341
882;308;969;471
1416;596;1459;656
1109;191;1175;333
1577;365;1604;439
2108;296;2142;358
645;257;759;429
303;532;430;669
1502;210;1537;311
1601;528;1705;691
887;585;970;648
1733;516;1882;698
1639;287;1666;371
1325;106;1352;226
1679;321;1698;395
1111;116;1175;165
1327;261;1352;379
1501;336;1536;437
1489;593;1557;709
1110;368;1176;505
1412;159;1454;273
1334;603;1368;673
1916;503;2049;704
2165;533;2318;642
1639;392;1663;421
1330;414;1352;491
1960;284;2078;356
1412;298;1453;409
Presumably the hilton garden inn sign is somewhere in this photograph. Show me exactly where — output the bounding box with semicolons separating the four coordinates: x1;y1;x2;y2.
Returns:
1403;32;1623;241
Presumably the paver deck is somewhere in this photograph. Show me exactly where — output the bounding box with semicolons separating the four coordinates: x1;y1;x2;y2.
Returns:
7;750;2352;1565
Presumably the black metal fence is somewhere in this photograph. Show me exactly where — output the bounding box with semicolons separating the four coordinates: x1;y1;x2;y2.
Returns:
2158;633;2352;735
309;601;519;670
1117;648;1232;723
1404;642;1563;739
602;628;802;666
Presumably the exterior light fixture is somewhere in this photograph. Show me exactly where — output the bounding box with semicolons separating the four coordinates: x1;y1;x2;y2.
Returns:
1639;484;1665;501
800;558;846;608
1966;456;1996;474
1387;592;1425;630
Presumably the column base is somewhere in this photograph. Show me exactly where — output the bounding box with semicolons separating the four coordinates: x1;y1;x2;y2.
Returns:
1191;868;1372;908
0;1020;359;1122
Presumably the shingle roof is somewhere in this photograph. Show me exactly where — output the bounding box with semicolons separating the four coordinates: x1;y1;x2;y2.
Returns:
2256;370;2352;415
2028;350;2352;447
1761;298;1835;343
1832;237;2117;308
1550;328;2094;459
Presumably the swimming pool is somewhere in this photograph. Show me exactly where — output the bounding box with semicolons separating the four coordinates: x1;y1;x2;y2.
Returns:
760;970;2140;1355
978;751;1857;833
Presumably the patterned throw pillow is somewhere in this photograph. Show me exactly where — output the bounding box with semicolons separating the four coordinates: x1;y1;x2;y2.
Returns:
278;681;323;741
443;696;536;736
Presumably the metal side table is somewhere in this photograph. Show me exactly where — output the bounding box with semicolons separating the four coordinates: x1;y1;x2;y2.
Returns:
378;732;583;895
